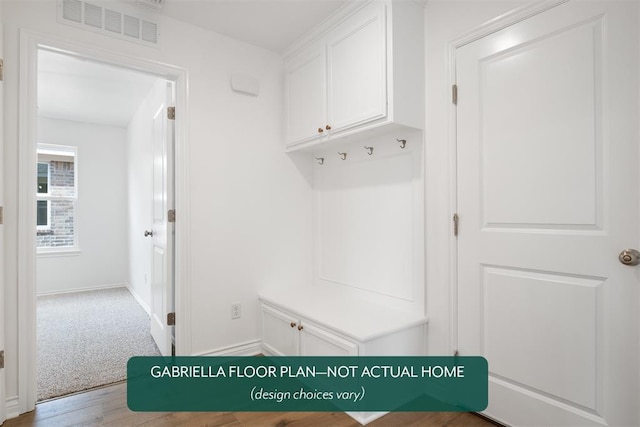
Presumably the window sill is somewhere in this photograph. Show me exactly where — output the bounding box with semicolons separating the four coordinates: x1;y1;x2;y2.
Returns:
37;249;81;258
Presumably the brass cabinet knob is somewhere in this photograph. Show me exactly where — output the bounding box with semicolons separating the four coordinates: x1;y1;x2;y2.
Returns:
317;127;324;133
290;322;296;328
298;325;304;331
325;125;332;130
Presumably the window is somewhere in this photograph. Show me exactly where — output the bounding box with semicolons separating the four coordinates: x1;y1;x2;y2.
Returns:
37;163;50;229
36;144;78;252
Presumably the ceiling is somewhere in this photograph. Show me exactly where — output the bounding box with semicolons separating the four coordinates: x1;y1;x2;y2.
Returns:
160;0;350;54
37;0;350;127
38;49;160;127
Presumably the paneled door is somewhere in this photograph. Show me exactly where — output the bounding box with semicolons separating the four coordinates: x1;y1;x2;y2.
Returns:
149;82;175;357
456;1;639;425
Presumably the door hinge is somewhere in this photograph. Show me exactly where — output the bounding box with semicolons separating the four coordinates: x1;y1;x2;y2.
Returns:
167;106;175;120
0;206;3;225
453;213;459;237
0;59;4;82
167;312;176;326
452;84;458;105
168;209;176;223
0;350;4;369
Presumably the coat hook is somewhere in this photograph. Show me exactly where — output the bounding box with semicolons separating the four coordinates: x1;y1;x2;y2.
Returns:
364;146;374;155
397;139;407;149
315;157;324;165
338;152;347;160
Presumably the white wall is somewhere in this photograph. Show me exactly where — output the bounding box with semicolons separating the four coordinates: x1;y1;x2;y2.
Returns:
312;130;424;314
424;0;530;355
36;117;129;295
126;79;164;312
3;0;313;409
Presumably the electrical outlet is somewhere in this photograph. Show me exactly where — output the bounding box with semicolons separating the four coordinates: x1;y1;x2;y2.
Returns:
231;303;241;320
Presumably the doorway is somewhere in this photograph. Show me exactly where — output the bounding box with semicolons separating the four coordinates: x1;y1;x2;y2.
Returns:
17;32;189;412
34;48;173;401
454;1;639;425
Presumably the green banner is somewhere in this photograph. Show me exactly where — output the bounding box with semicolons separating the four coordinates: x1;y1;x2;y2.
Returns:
127;356;487;412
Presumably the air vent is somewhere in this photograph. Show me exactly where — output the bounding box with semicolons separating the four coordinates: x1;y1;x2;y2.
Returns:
104;9;122;33
84;3;103;29
123;14;140;38
137;0;164;10
57;0;160;48
141;21;158;44
62;0;82;23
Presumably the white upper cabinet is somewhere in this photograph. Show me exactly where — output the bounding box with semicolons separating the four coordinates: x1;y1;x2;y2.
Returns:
326;3;386;133
284;0;424;151
285;43;327;144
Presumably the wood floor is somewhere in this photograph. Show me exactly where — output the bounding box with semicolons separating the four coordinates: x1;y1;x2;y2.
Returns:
3;382;499;427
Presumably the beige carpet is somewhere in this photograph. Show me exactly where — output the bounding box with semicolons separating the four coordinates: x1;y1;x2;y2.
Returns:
37;287;160;401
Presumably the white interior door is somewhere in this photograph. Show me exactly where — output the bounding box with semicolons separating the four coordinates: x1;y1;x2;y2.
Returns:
149;82;175;357
456;1;639;426
0;18;6;426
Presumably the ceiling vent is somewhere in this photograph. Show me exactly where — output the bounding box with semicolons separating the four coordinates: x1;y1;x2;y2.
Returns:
137;0;164;10
57;0;160;48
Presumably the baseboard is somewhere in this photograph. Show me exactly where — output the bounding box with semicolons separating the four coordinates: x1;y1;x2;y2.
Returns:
36;283;127;297
125;285;150;316
6;395;20;420
193;339;262;357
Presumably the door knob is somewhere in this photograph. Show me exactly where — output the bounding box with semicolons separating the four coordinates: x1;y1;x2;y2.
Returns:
619;249;640;266
144;230;154;237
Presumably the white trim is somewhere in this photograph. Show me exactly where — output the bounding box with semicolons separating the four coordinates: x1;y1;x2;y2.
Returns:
126;284;151;316
449;0;569;49
195;340;263;357
18;29;191;415
36;282;127;297
443;0;568;357
36;249;82;257
5;396;19;420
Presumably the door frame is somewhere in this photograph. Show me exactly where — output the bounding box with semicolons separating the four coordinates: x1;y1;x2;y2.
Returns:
17;29;192;413
444;0;568;357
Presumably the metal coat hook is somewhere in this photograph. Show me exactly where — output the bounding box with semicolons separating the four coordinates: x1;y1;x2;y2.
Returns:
315;157;324;165
338;152;347;160
364;146;374;155
397;139;407;149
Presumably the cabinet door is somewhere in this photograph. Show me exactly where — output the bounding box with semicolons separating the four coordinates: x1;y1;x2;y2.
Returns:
261;305;300;356
299;322;358;356
327;2;386;132
285;44;327;145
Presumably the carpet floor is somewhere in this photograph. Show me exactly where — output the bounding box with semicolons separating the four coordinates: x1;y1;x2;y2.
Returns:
37;287;160;401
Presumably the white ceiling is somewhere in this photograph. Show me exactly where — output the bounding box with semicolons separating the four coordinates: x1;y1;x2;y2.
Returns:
37;0;350;127
159;0;350;54
38;49;159;127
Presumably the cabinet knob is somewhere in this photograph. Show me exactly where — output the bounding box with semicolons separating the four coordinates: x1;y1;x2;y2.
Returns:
317;127;324;133
298;325;304;331
290;322;296;328
325;125;332;130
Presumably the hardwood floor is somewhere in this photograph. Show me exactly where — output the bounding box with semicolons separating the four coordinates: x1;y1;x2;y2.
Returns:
3;382;499;426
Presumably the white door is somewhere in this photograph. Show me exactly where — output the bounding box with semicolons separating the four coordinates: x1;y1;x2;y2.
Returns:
149;82;175;356
456;2;638;426
0;17;6;426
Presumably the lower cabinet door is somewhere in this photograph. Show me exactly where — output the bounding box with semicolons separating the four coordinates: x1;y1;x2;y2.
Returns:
299;322;358;356
261;304;300;356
